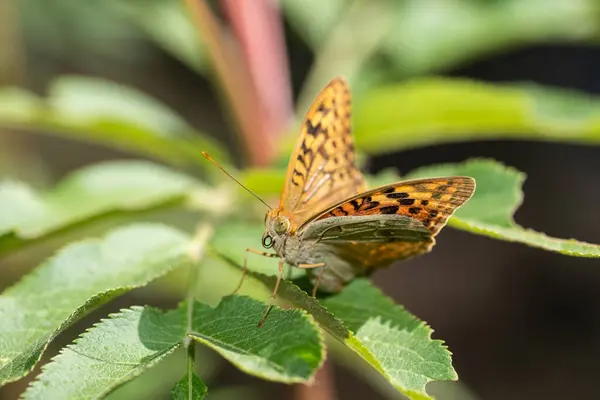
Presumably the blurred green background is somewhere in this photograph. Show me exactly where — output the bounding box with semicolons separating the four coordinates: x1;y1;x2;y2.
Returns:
1;0;600;399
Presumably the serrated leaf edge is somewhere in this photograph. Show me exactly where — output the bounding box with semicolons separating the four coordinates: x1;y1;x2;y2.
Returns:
20;306;183;400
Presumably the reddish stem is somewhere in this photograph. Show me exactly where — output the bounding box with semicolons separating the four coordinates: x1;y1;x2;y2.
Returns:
221;0;294;147
184;0;275;166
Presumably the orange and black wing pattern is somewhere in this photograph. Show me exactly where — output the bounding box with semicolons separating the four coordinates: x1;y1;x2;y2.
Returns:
310;176;475;236
278;77;365;227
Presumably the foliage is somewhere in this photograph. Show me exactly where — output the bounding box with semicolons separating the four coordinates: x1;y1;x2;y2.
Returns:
1;0;599;399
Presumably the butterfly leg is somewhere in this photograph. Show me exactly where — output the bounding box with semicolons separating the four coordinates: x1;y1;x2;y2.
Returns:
298;262;326;297
234;248;279;294
257;258;285;327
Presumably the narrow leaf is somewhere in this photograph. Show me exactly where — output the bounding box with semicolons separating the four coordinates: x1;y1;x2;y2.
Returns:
0;77;226;167
0;223;192;385
406;159;600;257
0;160;203;256
22;306;186;400
171;372;208;400
189;295;324;383
354;79;600;153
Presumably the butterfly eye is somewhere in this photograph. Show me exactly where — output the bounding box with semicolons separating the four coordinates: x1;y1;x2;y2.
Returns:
262;234;273;249
274;217;291;234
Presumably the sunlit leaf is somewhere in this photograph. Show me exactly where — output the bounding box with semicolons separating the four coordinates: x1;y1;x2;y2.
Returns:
0;224;192;385
354;79;600;153
0;77;226;168
0;161;205;256
189;295;324;383
406;159;600;257
247;272;455;400
22;306;186;400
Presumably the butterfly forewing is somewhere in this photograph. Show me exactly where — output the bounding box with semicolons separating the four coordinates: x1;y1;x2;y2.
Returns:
308;176;476;236
279;77;366;227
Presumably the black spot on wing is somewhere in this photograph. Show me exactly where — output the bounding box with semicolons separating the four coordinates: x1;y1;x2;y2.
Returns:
305;120;320;136
399;198;415;206
386;192;409;199
380;205;399;214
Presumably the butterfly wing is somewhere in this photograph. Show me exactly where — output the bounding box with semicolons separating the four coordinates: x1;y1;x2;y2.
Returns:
299;176;475;291
304;176;476;236
279;77;366;227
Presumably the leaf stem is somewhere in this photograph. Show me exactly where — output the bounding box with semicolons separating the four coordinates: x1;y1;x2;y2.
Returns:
184;222;214;393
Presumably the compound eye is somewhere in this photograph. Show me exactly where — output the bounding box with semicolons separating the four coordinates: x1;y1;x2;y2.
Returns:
262;234;273;249
274;217;290;234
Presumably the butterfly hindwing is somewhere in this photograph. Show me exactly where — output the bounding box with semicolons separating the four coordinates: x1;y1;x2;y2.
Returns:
301;214;434;292
279;77;366;227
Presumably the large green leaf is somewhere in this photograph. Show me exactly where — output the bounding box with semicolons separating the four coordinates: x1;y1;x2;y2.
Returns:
21;296;323;398
353;79;600;153
189;295;324;383
22;306;187;400
246;271;455;400
0;160;204;256
0;77;226;168
406;159;600;257
0;224;192;385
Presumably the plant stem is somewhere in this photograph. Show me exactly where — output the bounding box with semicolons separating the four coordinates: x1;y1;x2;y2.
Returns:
221;0;294;147
184;223;214;390
183;0;276;166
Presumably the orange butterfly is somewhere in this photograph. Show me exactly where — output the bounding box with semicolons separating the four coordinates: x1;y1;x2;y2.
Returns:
206;77;475;325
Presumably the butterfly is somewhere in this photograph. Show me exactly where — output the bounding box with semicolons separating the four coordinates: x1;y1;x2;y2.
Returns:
205;77;475;325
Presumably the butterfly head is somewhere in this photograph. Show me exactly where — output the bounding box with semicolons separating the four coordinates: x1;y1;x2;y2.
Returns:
262;210;293;250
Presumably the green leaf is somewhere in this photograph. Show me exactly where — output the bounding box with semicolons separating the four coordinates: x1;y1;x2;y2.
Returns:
22;294;323;398
0;160;204;256
406;159;600;258
322;280;456;399
280;0;347;49
247;272;455;400
0;223;192;385
189;295;324;383
353;79;600;153
0;77;226;168
22;306;187;400
108;0;206;73
381;0;600;76
171;372;208;400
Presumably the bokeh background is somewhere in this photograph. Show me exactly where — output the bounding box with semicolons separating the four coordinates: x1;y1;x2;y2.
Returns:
1;1;600;399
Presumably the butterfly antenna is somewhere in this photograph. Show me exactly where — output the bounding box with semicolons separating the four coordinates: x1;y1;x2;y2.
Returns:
202;152;273;210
